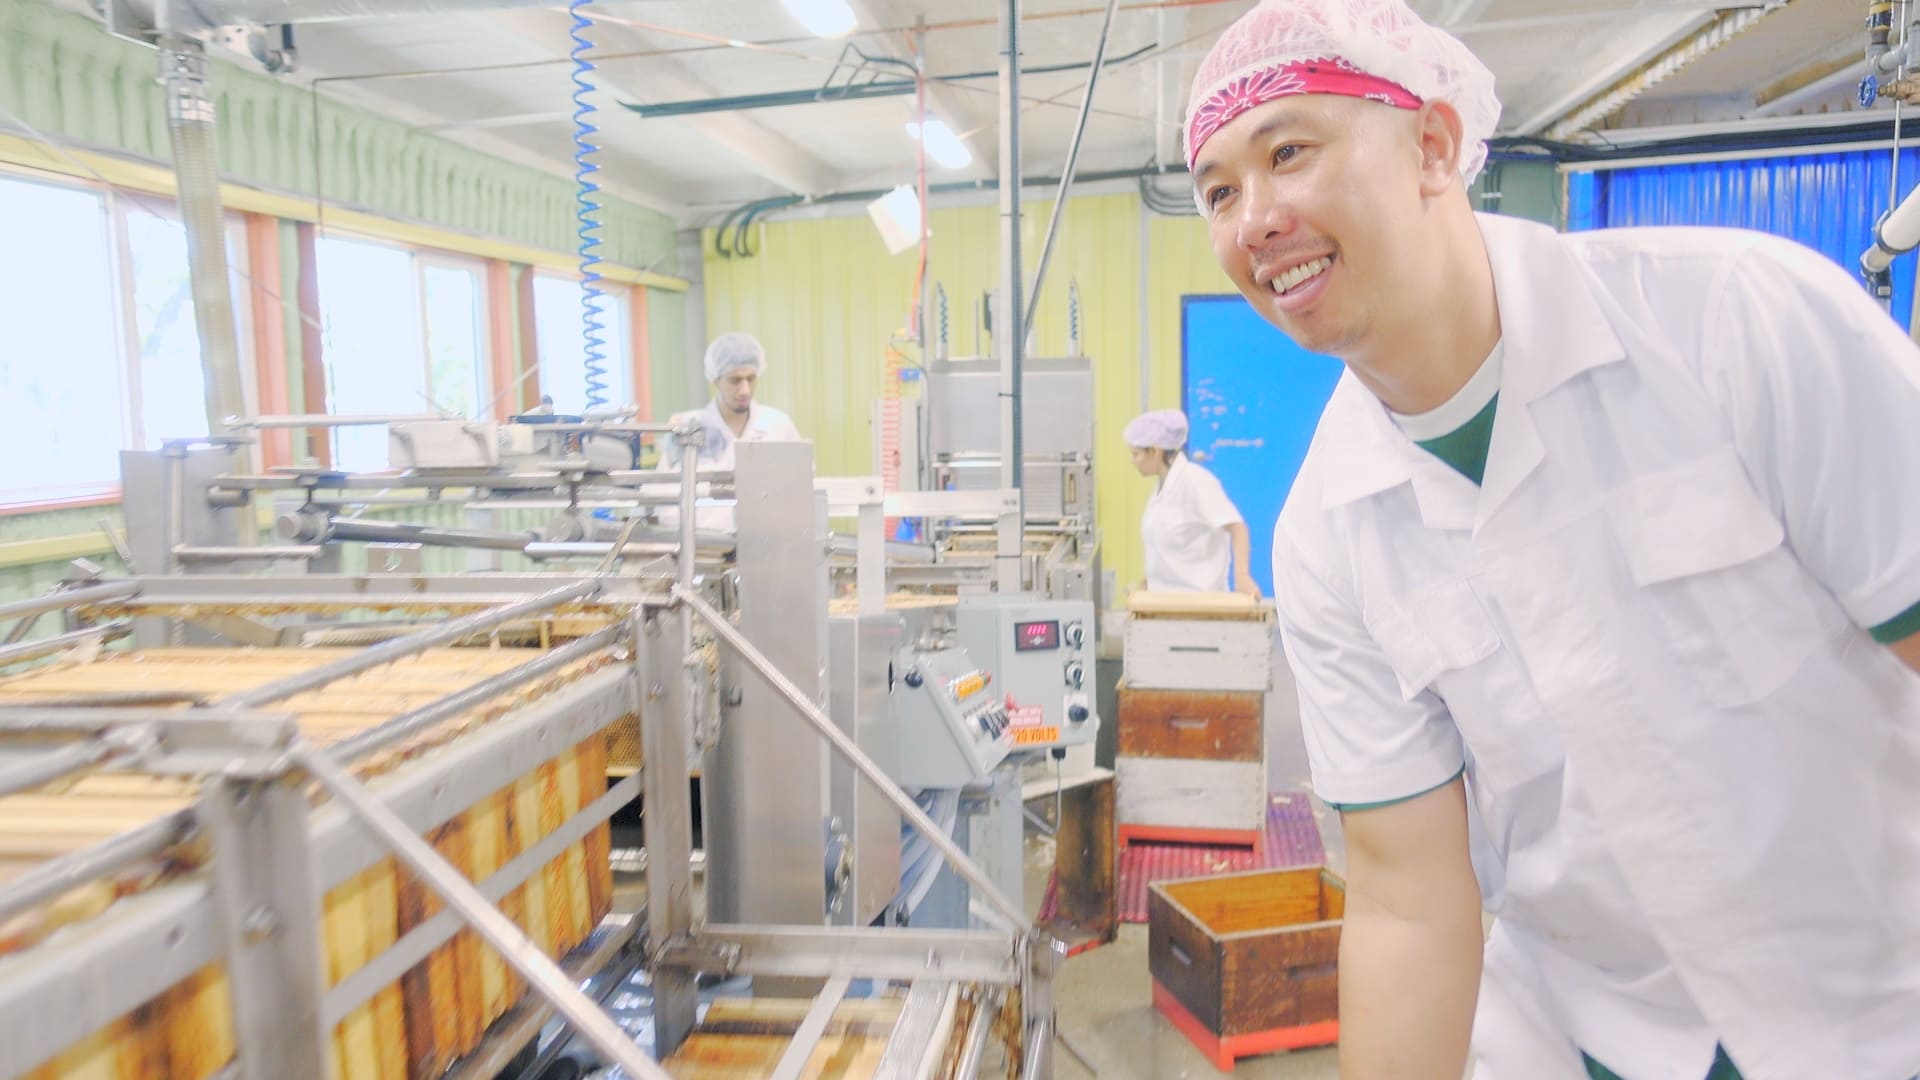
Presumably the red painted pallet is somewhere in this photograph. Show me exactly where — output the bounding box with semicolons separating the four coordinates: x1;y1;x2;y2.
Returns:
1039;793;1328;927
1153;979;1339;1072
1119;823;1264;850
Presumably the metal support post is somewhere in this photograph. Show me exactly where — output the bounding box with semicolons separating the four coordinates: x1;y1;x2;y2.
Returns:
295;745;673;1080
676;585;1032;931
703;441;832;930
996;0;1027;593
859;498;886;617
638;609;699;1057
1021;934;1064;1080
198;776;332;1080
1023;0;1121;345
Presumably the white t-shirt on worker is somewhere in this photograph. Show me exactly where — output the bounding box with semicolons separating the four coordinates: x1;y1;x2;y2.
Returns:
1141;453;1245;592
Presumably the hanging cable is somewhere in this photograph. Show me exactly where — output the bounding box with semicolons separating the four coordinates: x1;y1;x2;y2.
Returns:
570;0;609;409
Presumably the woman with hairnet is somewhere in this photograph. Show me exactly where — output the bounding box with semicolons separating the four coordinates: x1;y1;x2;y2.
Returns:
1185;1;1920;1078
1125;409;1259;599
660;331;801;470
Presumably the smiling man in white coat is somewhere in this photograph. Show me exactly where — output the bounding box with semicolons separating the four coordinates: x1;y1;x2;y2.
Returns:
1185;2;1920;1079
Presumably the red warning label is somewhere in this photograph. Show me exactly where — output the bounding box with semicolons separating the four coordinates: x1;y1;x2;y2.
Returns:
1007;704;1046;729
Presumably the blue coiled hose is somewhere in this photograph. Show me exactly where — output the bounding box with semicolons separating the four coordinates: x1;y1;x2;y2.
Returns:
569;0;608;409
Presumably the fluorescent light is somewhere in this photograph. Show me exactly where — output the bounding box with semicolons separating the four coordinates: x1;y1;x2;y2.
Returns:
906;119;972;171
779;0;857;39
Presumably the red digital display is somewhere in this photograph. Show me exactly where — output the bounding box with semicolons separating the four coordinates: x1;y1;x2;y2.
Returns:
1014;620;1060;651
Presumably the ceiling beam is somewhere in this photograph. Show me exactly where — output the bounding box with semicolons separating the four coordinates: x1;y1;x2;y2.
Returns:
489;8;842;196
1752;36;1872;117
1507;11;1712;136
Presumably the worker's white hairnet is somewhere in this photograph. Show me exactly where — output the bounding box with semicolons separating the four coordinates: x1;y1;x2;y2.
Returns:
703;332;766;382
1184;0;1500;183
1124;410;1189;451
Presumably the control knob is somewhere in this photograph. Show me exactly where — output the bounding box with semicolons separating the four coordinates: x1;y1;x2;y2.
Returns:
1064;661;1085;689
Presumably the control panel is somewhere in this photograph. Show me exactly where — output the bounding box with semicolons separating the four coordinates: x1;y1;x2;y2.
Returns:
891;643;1017;789
953;594;1098;751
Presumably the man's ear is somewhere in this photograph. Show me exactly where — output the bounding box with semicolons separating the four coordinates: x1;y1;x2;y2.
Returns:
1415;100;1466;198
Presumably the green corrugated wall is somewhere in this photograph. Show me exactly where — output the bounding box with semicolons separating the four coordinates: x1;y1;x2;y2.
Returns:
0;0;692;608
0;1;679;273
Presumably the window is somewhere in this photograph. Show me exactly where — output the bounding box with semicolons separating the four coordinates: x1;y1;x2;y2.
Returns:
315;235;490;472
0;177;125;501
422;260;488;419
123;207;255;448
0;173;256;504
533;273;630;416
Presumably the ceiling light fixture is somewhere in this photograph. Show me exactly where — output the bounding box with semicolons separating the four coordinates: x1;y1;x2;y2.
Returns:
779;0;858;39
906;119;972;171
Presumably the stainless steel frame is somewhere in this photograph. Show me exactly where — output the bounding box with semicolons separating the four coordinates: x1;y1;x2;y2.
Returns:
0;432;1058;1079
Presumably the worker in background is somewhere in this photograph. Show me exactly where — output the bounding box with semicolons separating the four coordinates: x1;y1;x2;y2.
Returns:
1187;2;1920;1079
660;331;801;469
1124;409;1259;599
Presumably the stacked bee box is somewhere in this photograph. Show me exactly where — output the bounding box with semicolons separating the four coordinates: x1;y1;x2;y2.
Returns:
0;647;624;1080
1118;592;1273;847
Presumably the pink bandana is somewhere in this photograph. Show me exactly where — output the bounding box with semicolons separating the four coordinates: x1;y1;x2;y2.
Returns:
1185;58;1424;172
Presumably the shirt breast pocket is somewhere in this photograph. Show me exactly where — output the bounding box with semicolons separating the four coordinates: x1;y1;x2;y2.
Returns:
1612;447;1834;708
1368;577;1563;792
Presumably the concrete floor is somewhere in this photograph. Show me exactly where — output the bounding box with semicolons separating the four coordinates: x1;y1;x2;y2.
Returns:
1046;924;1339;1080
1030;642;1345;1078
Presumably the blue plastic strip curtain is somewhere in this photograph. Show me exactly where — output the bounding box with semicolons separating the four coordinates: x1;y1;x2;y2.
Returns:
1565;147;1920;330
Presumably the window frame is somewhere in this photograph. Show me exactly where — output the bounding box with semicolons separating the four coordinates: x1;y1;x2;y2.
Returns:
312;232;494;471
0;166;264;508
414;251;494;418
531;268;635;415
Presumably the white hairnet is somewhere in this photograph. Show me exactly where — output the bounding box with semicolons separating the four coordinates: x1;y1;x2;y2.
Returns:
703;332;766;382
1124;410;1189;451
1185;0;1500;183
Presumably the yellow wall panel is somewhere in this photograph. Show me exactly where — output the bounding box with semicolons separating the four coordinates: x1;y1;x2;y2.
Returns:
702;192;1243;592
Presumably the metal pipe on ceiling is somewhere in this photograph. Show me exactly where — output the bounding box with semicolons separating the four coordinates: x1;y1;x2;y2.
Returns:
620;43;1155;121
116;0;548;29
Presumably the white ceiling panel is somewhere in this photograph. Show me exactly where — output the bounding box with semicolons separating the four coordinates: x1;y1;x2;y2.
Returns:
58;0;1899;220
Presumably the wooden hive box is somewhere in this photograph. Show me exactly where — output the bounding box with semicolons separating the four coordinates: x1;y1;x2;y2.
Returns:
0;647;622;1080
1122;595;1273;693
1115;684;1266;843
1147;866;1342;1070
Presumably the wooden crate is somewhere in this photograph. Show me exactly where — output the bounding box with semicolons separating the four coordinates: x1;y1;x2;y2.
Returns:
1123;617;1272;692
1148;867;1343;1070
1040;772;1118;955
1115;758;1266;839
1118;686;1263;762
